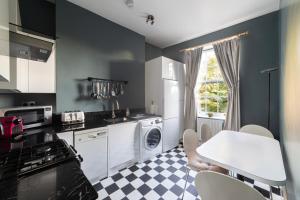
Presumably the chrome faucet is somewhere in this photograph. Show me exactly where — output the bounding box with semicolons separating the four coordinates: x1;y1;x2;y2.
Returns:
111;99;120;119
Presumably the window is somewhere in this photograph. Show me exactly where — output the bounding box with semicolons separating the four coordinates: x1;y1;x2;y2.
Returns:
195;46;228;116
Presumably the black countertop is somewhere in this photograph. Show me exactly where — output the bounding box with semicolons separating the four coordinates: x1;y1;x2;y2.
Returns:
52;113;162;133
0;161;98;200
0;129;98;200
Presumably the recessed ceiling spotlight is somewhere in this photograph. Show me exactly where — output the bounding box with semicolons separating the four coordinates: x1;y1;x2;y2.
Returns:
146;15;155;25
125;0;134;8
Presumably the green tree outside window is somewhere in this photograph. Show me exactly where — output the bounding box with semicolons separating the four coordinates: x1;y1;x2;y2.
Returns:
195;49;228;114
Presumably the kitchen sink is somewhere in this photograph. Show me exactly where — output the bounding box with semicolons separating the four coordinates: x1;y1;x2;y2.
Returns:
104;117;129;123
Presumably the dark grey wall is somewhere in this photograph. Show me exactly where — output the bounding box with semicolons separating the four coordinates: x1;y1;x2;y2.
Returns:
56;0;145;113
163;12;280;139
145;43;162;61
279;0;300;199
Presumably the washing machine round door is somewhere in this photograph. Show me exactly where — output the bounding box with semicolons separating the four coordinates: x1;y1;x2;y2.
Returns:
145;127;162;150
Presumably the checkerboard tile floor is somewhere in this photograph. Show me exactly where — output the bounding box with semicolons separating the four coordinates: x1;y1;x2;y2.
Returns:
94;145;283;200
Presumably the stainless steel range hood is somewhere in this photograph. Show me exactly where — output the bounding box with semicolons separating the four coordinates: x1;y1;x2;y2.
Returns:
9;0;55;62
9;24;54;62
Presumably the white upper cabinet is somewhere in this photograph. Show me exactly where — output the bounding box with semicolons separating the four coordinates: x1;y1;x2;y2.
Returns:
16;58;29;92
0;47;56;93
0;0;10;82
162;57;180;81
28;46;56;93
0;57;28;92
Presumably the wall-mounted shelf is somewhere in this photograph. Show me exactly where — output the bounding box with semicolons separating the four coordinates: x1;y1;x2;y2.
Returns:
87;77;128;85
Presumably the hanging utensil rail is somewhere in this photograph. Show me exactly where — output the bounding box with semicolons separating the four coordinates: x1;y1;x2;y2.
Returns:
87;77;128;84
88;77;127;99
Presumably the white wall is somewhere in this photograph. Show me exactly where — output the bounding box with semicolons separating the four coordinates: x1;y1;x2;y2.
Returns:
280;0;300;199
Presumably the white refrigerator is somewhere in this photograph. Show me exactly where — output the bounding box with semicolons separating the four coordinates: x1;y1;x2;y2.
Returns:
162;79;181;151
145;56;185;152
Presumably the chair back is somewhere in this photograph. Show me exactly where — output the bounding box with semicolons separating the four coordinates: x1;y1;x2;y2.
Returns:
200;124;213;143
183;129;199;157
240;124;274;138
195;171;266;200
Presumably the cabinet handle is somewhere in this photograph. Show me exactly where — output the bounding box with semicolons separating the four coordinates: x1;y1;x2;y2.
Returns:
88;134;97;138
97;132;106;136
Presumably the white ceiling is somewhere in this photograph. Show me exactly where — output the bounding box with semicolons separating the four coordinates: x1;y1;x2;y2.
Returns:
67;0;280;48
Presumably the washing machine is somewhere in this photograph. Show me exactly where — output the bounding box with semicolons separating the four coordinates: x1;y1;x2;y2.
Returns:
139;117;163;163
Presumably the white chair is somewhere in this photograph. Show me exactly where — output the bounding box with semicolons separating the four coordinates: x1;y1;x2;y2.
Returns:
240;124;275;199
182;129;227;200
200;124;213;144
195;171;266;200
240;124;274;138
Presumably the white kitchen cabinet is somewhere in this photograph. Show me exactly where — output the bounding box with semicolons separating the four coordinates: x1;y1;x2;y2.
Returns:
163;118;180;151
74;128;108;184
16;58;29;92
28;47;56;93
162;57;180;81
108;121;139;173
0;55;10;82
57;131;74;146
145;56;185;115
0;47;56;93
0;57;29;92
0;0;10;82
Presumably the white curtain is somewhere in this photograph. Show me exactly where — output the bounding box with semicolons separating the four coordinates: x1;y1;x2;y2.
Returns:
213;38;241;131
184;48;203;130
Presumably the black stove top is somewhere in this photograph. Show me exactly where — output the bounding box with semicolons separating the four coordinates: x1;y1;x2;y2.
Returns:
0;139;79;180
0;136;97;200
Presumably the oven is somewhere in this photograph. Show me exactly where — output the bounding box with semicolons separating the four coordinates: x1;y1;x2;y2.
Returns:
0;106;52;129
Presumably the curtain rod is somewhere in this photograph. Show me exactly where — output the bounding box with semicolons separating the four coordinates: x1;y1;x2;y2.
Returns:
179;31;249;52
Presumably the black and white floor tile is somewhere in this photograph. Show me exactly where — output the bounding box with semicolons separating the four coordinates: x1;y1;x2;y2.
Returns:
94;145;283;200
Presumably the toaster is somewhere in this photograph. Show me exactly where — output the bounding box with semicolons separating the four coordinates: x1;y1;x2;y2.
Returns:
0;116;24;139
61;111;85;124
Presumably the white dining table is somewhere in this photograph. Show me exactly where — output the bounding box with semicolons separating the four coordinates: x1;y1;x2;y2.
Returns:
196;130;286;186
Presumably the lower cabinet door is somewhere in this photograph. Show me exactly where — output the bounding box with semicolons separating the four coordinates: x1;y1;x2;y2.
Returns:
163;118;180;152
108;122;138;169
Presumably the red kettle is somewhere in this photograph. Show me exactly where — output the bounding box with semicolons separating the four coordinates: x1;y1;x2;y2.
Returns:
0;116;24;139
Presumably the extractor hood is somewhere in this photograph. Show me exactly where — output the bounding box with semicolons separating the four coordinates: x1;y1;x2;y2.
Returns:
9;0;55;62
9;24;54;62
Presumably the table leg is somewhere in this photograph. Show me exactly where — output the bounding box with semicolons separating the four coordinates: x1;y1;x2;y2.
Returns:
182;166;190;200
269;186;273;200
280;185;288;200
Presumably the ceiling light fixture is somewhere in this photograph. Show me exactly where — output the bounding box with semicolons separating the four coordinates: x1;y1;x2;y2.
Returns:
125;0;134;8
146;15;155;25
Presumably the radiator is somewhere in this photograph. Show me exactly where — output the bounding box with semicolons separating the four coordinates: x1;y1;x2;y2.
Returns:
197;117;224;142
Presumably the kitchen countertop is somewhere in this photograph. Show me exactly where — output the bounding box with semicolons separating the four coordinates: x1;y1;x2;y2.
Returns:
0;161;98;200
0;128;98;200
53;113;162;133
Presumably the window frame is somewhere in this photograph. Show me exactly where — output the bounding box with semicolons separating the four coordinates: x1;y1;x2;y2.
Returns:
195;46;228;118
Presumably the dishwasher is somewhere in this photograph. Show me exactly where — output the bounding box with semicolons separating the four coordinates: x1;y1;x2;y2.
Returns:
74;127;108;185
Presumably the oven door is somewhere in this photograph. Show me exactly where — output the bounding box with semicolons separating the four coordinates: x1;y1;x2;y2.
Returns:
2;106;52;129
